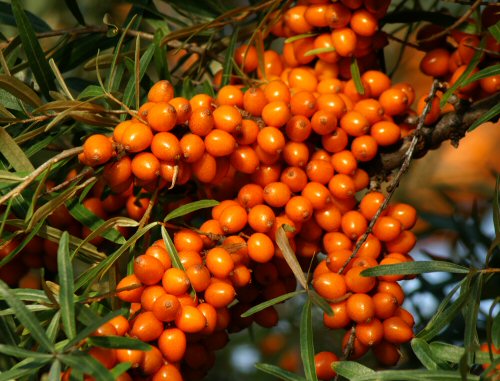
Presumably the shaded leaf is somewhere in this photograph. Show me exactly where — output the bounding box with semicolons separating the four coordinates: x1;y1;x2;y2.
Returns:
492;311;500;348
0;128;34;173
11;0;55;97
241;290;306;317
462;64;500;85
361;261;469;277
0;1;51;32
0;357;49;381
0;280;53;353
164;199;219;222
339;369;479;381
411;338;443;370
46;310;61;343
69;203;125;244
0;74;42;107
87;336;152;351
122;41;155;108
221;27;239;87
65;0;85;25
153;28;171;83
275;227;308;290
78;85;105;99
308;290;333;316
489;21;500;42
107;16;137;91
57;232;76;340
161;226;185;271
0;344;51;359
300;298;317;381
255;363;307;381
468;102;500;132
332;361;375;379
47;359;61;381
60;353;114;381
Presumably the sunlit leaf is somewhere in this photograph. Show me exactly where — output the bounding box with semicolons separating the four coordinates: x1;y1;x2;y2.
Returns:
47;359;61;381
122;41;155;109
300;298;317;381
350;58;365;95
361;261;469;277
87;336;152;351
429;342;500;364
332;361;375;379
411;338;445;370
468;102;500;132
164;199;219;222
0;344;51;359
161;226;185;271
308;290;333;316
0;74;42;107
60;353;114;381
275;226;308;290
255;363;307;381
57;232;76;340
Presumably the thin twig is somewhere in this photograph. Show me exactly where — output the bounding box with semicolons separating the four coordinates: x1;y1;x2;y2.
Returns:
0;146;84;206
386;33;421;50
417;0;482;43
45;168;93;194
338;80;442;274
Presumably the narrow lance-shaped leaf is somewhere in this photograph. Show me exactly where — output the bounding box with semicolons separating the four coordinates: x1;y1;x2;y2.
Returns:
411;338;442;370
241;290;306;318
0;128;34;172
361;261;470;277
60;353;114;381
300;298;317;381
57;231;76;339
221;27;239;87
47;359;61;381
468;102;500;132
87;336;152;351
276;226;308;290
0;280;54;353
164;199;220;222
11;0;55;97
64;0;86;25
350;58;365;95
0;74;42;107
332;361;375;379
255;363;307;381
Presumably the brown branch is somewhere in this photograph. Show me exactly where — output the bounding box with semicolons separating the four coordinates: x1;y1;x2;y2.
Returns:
377;91;500;172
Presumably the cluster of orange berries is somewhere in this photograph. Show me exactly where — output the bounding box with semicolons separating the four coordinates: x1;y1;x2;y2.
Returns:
418;4;499;99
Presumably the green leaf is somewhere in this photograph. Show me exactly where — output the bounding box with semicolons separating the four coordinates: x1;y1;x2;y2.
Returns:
69;203;125;244
11;0;55;97
337;369;479;381
493;175;500;238
304;47;336;57
492;311;500;348
308;290;334;317
0;315;18;346
60;353;114;381
411;338;443;370
64;0;85;25
350;58;365;95
429;342;500;365
284;33;317;44
107;15;137;91
57;231;76;340
489;21;500;43
47;359;61;381
241;290;306;317
164;199;219;222
468;102;500;132
87;336;152;351
64;309;125;351
440;38;485;107
221;27;239;87
0;357;49;381
77;85;105;99
0;280;54;353
110;362;132;379
46;310;61;343
0;1;51;32
153;29;171;83
0;344;52;359
275;226;308;290
462;274;483;367
161;226;186;271
255;363;307;381
0;74;43;107
122;41;155;109
300;298;317;381
0;128;34;173
361;261;470;277
461;64;500;86
332;361;375;379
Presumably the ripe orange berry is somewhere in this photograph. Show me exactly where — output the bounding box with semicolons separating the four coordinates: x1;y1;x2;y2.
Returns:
377;281;405;305
204;129;236;157
289;67;318;92
351;135;378;162
218;204;248;234
206;247;234;278
248;204;276;233
284;5;313;34
263;181;292;208
324;233;352;254
234;44;258;73
204;281;236;308
323;300;350;329
346;293;375;323
116;274;144;303
116;348;144;369
262;101;292;127
350;9;378;36
285;196;313;223
243;87;268;117
372;216;402;242
237;184;264;208
342;330;369;359
126;195;149;221
311;110;338;136
189;108;214;136
190;93;214;111
345;266;376;293
152;364;183;381
134;255;165;285
178;133;205;163
317;93;347;118
169;96;191;124
379;88;408;116
340;111;370;137
147;102;177;132
121;122;154;153
313;271;347;300
213;105;242;133
131;152;160;182
217;85;244;107
373;340;401;366
383;316;414;344
417;95;441;125
324;3;351;28
192;152;217;183
130;311;163;342
140;285;166;311
152;293;180;322
315;351;338;381
83;134;114;166
331;28;357;57
371;120;401;146
331;150;357;175
158;327;186;363
420;49;451;77
151;132;181;162
328;174;356;200
175;305;207;333
357;318;384;346
290;90;317;118
148;80;174;103
302;181;332;210
162;268;190;296
373;292;399;320
386;230;416;253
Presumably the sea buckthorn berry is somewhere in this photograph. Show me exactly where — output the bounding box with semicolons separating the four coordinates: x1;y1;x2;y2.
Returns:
288;67;318;92
126;195;149;221
234;44;258;73
311;110;338;135
243;87;268;117
206;247;234;278
373;341;401;366
457;35;480;64
342;330;369;360
290;91;317;118
373;292;399;319
141;285;166;311
248;204;276;233
351;135;378;162
108;315;129;337
116;348;144;369
148;80;174;103
178;133;205;163
158;328;186;363
285;196;313;223
134;255;165;285
284;5;313;34
218;204;248;234
341;210;368;240
377;281;405;305
103;155;132;189
130;311;163;342
331;28;357;57
394;307;415;327
151;132;181;162
420;48;451;77
345;266;376;293
322;128;349;153
217;85;244;108
324;232;352;253
113;120;134;143
283;142;310;167
417;94;441;125
230;146;260;174
186;264;211;293
356;234;382;259
372;216;402;242
387;203;417;230
121;122;154;153
352;168;370;191
313;271;347;300
231;264;252;288
83;134;113;166
264;80;291;103
258;50;284;78
386;230;417;253
192;152;217;183
344;78;372;103
152;293;180;322
313;33;339;64
169;96;191;124
314;204;342;232
116;274;144;303
357;318;384;346
383;316;414;344
331;150;357;175
204;281;236;308
328;173;356;200
147;102;177;132
379;88;408;116
175;305;207;333
306;160;334;185
247;233;275;263
257;126;285;155
450;65;479;94
325;3;351;28
304;4;330;28
190;93;214;111
281;166;308;193
238;184;264;208
152;364;183;381
346;293;375;323
317;78;342;95
354;99;384;124
261;101;292;127
189;108;214;136
360;191;385;220
131;152;160;182
285;115;312;143
234;119;259;146
315;351;338;381
212;104;242;133
340;111;370;137
162;268;190;296
204;129;236;157
323;301;350;329
174;229;204;253
251;163;282;187
178;250;203;269
140;345;163;375
302;182;332;210
371;120;401;146
92;322;117;337
263;182;292;208
350;9;377;36
317;93;347;118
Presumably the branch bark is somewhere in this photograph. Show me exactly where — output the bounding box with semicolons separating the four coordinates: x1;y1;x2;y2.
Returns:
374;92;500;173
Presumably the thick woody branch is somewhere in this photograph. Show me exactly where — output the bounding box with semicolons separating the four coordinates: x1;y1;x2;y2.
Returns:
375;92;500;173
